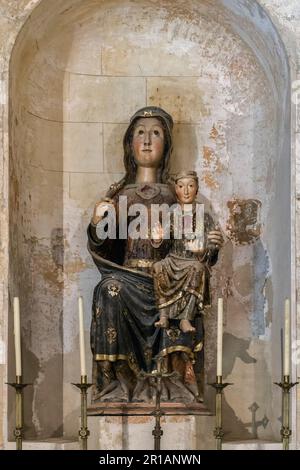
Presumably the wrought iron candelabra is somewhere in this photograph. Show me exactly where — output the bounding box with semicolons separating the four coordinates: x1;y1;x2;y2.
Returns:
274;375;298;450
150;361;164;451
209;375;232;450
7;376;31;450
72;375;93;450
142;358;179;450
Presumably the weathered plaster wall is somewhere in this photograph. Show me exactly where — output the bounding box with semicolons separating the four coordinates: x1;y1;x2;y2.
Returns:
0;0;299;449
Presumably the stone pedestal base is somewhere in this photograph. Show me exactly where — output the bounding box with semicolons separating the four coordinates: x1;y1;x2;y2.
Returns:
5;439;79;450
223;440;287;450
88;414;215;450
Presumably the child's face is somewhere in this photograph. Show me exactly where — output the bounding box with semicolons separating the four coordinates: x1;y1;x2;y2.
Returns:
175;177;198;204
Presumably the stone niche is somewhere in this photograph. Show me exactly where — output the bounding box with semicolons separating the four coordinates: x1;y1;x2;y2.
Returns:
8;0;291;448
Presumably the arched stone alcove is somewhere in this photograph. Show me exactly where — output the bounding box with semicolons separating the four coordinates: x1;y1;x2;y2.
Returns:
7;0;291;446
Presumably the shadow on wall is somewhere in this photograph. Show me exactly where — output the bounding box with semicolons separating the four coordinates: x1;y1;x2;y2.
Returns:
222;398;270;441
221;333;258;440
223;332;256;378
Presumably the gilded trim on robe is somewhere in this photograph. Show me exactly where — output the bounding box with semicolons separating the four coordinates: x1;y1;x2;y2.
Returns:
95;354;129;361
158;292;183;309
126;258;154;268
157;288;203;310
159;345;194;359
193;341;203;353
186;288;203;300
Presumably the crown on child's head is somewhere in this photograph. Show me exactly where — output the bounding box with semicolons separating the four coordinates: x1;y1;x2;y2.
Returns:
173;170;199;184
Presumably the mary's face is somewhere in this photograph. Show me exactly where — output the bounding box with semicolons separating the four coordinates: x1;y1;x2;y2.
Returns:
132;118;165;168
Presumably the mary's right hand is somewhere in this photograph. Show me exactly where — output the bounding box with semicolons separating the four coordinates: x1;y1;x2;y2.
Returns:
91;198;115;225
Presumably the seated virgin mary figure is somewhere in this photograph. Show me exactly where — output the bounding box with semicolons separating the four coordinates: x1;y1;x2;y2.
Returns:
87;106;222;403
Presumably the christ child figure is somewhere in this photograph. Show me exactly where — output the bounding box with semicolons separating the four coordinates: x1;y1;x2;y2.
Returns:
153;171;222;334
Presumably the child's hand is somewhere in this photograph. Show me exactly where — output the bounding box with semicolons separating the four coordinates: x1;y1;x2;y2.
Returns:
151;222;164;242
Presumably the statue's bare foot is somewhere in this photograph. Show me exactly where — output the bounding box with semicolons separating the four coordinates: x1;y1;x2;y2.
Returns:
155;317;169;329
180;319;196;333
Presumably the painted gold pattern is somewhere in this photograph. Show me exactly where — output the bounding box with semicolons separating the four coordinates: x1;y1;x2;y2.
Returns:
95;306;102;318
166;328;181;342
105;327;117;345
128;352;139;373
107;283;120;297
193;341;203;353
144;347;152;363
95;354;128;361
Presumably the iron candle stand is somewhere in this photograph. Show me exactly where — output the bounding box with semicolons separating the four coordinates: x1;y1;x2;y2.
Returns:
209;375;232;450
7;376;31;450
274;375;298;450
72;375;93;450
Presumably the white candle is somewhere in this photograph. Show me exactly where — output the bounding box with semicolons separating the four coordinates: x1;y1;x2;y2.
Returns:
13;297;22;377
217;298;223;377
78;297;86;377
284;298;290;377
